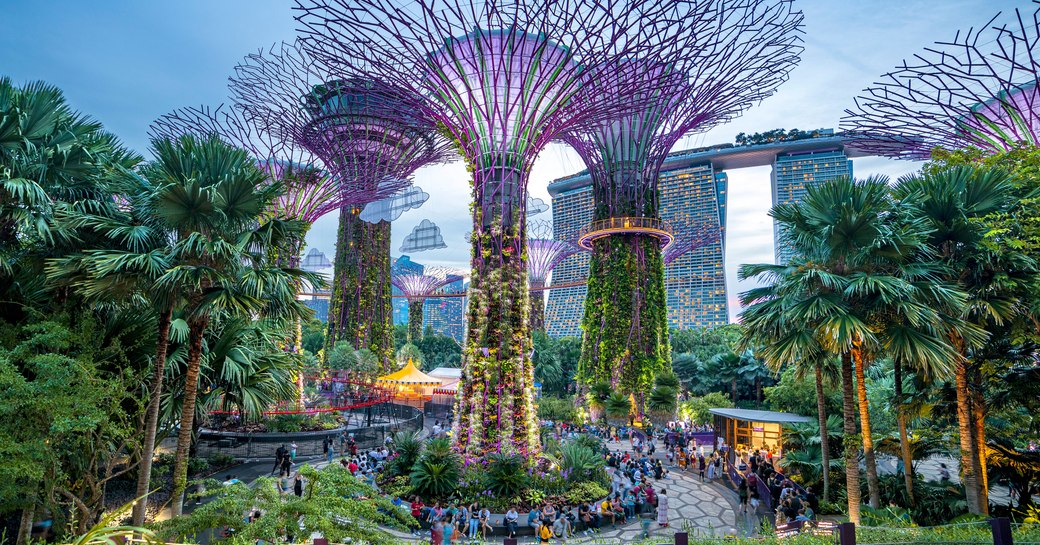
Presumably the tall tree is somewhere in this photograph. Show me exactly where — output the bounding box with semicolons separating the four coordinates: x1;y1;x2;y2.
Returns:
893;165;1026;514
143;134;313;516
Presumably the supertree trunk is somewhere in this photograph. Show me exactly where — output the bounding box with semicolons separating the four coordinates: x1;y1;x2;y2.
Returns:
579;234;668;397
363;219;395;370
453;164;538;458
408;299;425;342
327;205;365;353
528;280;546;332
327;209;393;370
578;170;669;398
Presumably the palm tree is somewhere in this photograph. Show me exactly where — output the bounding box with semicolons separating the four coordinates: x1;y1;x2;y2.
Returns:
893;166;1020;514
143;134;311;516
740;263;837;505
745;175;946;520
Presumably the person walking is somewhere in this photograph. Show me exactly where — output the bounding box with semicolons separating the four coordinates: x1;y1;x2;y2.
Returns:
272;444;286;475
656;488;669;527
737;478;749;515
293;473;304;497
290;441;298;462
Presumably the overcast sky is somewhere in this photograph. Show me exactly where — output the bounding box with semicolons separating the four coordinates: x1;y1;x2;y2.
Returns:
1;0;1023;321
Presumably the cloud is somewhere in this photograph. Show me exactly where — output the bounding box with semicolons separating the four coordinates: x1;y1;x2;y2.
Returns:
400;219;447;253
526;195;549;216
360;185;430;223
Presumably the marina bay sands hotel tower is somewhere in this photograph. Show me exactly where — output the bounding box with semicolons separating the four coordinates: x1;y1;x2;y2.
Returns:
545;129;865;337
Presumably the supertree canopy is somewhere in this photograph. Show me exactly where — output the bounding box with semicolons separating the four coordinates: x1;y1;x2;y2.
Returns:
296;0;671;456
230;41;454;370
391;266;458;343
526;219;581;332
560;0;803;399
842;4;1040;159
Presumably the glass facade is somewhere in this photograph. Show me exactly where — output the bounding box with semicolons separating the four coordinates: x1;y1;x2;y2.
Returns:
771;149;853;264
423;274;466;342
391;255;424;325
545;162;730;338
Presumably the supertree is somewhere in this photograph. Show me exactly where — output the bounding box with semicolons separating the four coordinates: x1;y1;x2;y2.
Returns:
526;219;581;332
559;0;803;399
230;41;454;370
391;266;459;342
295;0;674;456
842;4;1040;159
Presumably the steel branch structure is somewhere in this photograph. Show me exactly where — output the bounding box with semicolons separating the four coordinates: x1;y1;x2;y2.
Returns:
559;0;803;398
663;221;722;265
391;266;458;342
526;219;581;331
229;41;455;370
842;3;1040;159
295;0;676;456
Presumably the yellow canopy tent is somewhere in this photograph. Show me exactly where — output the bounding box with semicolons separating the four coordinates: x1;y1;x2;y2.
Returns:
375;359;441;399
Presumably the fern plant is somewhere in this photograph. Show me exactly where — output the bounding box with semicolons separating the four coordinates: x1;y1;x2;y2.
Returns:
485;453;529;497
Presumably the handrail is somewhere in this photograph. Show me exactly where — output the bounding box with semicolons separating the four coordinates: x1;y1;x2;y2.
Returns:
577;216;675;251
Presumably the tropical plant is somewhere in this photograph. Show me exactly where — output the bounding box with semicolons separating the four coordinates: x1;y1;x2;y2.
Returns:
410;458;460;498
647;386;678;427
156;465;413;545
560;443;605;483
741;175;952;521
537;396;578;423
603;392;632;425
485;453;529;497
142;134;317;515
386;431;424;478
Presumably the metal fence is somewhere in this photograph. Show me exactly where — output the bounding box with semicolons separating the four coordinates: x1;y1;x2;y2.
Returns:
195;402;423;461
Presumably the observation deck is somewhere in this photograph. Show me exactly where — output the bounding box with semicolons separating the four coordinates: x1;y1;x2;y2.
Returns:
577;216;674;251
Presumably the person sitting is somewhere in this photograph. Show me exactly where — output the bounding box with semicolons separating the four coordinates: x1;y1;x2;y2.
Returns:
600;498;615;526
505;506;520;538
528;506;542;537
538;521;554;544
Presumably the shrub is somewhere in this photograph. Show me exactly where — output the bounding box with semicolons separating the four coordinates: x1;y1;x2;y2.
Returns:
537;396;577;422
208;453;236;468
267;414;307;432
409;458;460;498
604;392;632;425
409;436;459;498
560;443;605;483
563;481;608;505
485;453;529;497
569;433;603;454
382;475;413;499
385;431;423;478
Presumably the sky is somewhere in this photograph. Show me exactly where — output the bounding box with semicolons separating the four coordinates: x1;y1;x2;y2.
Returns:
0;0;1024;321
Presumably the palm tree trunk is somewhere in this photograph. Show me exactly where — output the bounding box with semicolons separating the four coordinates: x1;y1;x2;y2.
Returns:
171;315;209;516
893;358;915;505
814;364;831;504
853;346;880;509
971;373;989;514
15;504;34;545
731;378;738;403
954;359;981;514
131;307;173;526
840;351;862;524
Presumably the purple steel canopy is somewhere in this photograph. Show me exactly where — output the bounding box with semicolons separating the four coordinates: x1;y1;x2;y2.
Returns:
842;3;1040;160
561;0;804;217
229;41;454;206
296;0;680;226
391;266;459;302
295;0;678;457
526;219;581;286
149;104;342;227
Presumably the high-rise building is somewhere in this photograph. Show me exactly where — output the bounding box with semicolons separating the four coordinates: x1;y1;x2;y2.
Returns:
546;161;730;337
545;130;872;337
391;256;425;325
423;274;466;342
300;248;334;323
771;148;853;264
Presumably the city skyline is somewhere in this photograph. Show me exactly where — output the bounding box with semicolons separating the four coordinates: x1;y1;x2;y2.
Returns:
2;0;1020;321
